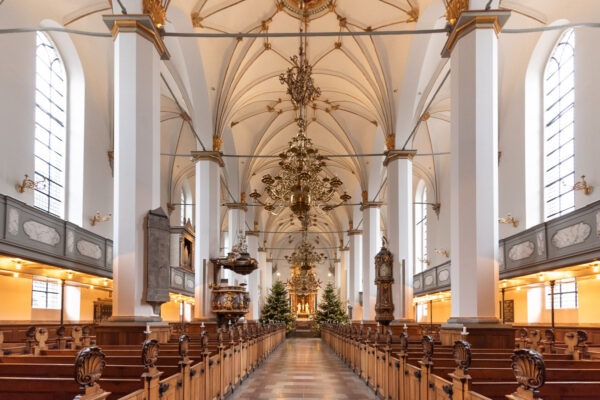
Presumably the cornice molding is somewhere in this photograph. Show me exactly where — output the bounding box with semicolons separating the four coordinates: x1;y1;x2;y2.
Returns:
191;151;225;167
441;10;511;58
383;149;417;166
103;14;170;60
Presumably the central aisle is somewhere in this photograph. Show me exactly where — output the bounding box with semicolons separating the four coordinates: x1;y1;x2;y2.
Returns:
229;338;378;400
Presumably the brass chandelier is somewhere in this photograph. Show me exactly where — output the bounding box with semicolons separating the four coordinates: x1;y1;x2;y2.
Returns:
285;238;327;269
250;24;350;219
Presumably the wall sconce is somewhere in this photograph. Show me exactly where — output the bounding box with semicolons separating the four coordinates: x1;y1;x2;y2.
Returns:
499;213;518;228
16;174;46;193
91;211;112;226
434;249;449;258
418;257;431;266
573;175;593;195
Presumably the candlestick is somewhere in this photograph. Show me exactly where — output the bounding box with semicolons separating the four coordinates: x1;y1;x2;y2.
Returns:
403;323;408;331
461;326;469;336
146;323;151;332
201;322;205;328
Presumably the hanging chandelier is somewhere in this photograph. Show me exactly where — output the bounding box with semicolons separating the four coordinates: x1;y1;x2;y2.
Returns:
286;269;322;297
285;239;327;268
211;231;258;275
249;24;350;219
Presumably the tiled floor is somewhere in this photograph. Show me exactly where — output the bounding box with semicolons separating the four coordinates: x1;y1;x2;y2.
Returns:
228;338;378;400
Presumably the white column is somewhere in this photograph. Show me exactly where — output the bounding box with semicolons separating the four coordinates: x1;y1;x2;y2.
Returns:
447;13;502;323
111;17;161;320
385;151;416;321
193;156;221;320
246;231;260;321
362;204;381;321
258;247;268;310
334;256;342;291
340;244;349;305
348;228;362;321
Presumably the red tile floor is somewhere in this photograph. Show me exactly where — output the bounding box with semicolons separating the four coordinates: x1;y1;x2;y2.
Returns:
228;338;378;399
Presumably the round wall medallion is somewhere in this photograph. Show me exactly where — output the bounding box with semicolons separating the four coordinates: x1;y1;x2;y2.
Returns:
280;0;334;19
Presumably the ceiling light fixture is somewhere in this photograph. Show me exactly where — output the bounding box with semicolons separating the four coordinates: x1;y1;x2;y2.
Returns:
250;21;350;220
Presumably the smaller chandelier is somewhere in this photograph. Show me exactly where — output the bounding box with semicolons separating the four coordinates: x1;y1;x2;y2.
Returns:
211;232;258;275
286;269;322;297
285;239;327;268
249;132;351;218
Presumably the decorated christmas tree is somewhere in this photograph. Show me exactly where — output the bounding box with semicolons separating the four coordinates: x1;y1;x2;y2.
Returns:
312;282;348;336
260;280;296;333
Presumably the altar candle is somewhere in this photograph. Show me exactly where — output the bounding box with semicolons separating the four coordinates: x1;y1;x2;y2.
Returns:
403;323;408;331
462;326;467;334
146;323;150;332
201;322;205;328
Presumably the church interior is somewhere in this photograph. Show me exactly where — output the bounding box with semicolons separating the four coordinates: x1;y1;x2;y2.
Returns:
0;0;599;399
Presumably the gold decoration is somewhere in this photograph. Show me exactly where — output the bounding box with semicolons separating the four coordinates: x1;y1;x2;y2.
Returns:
572;175;593;195
499;213;519;228
240;192;247;203
285;238;327;267
443;0;469;26
143;0;170;28
361;190;368;203
16;174;46;194
90;211;112;226
385;134;395;152
212;135;223;152
280;0;334;19
279;55;321;109
191;12;203;27
434;248;449;258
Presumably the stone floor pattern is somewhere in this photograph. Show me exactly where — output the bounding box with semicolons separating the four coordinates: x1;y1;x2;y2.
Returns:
228;338;378;400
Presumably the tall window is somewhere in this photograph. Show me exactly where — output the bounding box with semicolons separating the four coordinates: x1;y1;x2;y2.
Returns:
34;32;67;218
32;278;62;310
544;29;575;221
545;278;578;309
415;184;428;273
180;190;187;225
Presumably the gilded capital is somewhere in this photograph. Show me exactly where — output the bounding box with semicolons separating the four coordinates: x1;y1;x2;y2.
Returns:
383;149;417;166
361;190;368;203
241;192;247;204
213;136;223;152
385;134;396;152
103;14;170;60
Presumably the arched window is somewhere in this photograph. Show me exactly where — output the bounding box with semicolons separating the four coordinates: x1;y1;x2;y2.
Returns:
34;32;66;218
415;182;428;274
180;190;187;225
544;29;575;221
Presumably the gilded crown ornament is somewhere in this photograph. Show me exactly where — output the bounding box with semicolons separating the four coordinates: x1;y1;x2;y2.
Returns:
143;0;170;28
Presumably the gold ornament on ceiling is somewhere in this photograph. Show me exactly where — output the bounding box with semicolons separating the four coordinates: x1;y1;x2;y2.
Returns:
280;0;335;20
143;0;171;28
443;0;468;26
285;238;327;267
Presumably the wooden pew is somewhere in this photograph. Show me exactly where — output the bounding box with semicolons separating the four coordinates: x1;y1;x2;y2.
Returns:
0;321;287;400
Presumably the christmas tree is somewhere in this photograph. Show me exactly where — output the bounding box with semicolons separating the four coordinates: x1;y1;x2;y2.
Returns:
312;282;348;336
260;280;296;334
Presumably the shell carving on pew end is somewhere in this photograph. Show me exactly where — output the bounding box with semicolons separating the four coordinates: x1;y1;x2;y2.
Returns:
142;339;160;371
507;349;546;400
179;334;190;360
399;332;409;354
421;335;434;365
453;340;471;373
74;346;109;400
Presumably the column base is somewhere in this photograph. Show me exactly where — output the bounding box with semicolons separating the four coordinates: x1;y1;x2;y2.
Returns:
440;318;514;349
96;319;170;345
